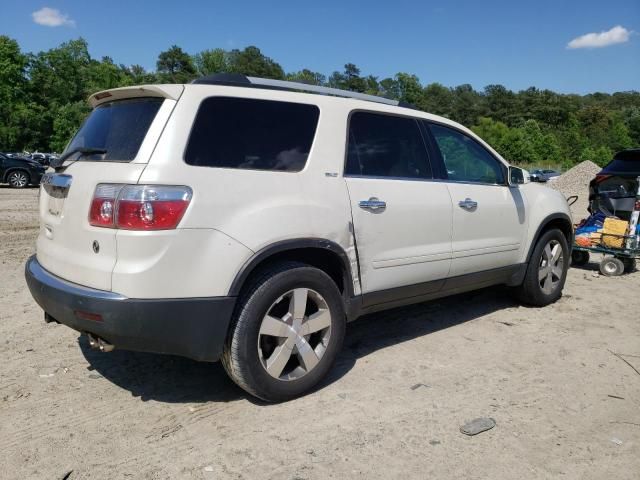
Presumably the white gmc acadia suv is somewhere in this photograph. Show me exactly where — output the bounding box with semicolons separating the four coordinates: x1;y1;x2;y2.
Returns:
26;74;573;402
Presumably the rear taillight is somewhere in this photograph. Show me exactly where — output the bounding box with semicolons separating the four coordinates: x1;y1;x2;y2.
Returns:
594;174;611;184
89;184;192;230
89;184;121;228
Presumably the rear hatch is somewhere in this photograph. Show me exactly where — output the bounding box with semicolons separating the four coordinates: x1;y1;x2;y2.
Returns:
589;150;640;221
36;85;183;290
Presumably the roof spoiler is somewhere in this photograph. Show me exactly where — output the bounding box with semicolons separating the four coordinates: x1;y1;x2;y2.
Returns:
88;84;184;107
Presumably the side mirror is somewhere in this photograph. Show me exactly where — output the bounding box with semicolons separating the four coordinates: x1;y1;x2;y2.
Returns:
508;166;529;186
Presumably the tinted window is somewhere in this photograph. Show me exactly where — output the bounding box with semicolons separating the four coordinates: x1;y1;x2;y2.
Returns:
65;98;163;161
346;112;432;179
603;159;640;174
185;97;319;172
429;123;505;184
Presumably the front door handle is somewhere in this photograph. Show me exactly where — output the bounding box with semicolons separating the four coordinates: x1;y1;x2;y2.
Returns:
458;198;478;210
359;197;387;211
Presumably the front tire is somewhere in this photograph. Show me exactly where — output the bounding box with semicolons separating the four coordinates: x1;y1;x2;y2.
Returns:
515;229;569;306
222;262;346;402
7;170;30;188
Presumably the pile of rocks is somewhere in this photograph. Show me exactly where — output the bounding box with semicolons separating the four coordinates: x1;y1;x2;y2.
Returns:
546;160;601;221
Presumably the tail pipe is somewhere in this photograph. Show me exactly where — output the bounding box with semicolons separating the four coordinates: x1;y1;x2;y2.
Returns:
87;333;115;352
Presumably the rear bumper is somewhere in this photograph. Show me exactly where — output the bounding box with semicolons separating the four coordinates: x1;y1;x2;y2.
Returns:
25;255;235;362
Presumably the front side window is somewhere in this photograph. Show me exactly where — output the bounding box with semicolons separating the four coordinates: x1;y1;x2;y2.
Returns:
428;123;505;184
65;98;163;161
185;97;320;172
345;111;432;179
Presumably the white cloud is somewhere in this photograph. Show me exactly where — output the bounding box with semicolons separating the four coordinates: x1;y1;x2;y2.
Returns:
32;7;75;27
567;25;630;49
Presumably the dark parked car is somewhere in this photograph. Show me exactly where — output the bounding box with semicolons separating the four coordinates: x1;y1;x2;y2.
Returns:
0;153;47;188
29;152;58;166
530;169;560;182
589;149;640;220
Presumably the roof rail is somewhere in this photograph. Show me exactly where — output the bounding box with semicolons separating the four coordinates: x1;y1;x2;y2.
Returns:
192;73;403;107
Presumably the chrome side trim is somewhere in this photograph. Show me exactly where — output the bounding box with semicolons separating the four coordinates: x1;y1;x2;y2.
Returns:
26;256;126;301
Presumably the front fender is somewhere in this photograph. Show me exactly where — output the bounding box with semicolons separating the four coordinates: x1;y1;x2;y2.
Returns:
519;184;573;263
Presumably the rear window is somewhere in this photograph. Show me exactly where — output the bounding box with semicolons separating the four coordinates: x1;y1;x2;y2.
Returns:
64;98;163;161
603;158;640;174
184;97;320;172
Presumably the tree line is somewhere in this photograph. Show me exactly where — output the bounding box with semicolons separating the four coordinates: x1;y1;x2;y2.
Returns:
1;36;638;167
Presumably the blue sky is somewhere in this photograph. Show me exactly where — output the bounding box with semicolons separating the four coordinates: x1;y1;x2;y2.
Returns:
3;0;639;94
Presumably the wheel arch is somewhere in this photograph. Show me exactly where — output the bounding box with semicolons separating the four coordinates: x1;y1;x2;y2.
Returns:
228;238;357;301
525;213;574;263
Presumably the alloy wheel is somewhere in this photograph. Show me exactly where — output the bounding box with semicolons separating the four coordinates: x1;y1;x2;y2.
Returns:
8;171;28;188
257;288;332;381
538;239;564;295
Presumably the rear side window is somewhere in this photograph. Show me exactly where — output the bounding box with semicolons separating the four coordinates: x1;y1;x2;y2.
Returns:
185;97;320;172
65;98;163;161
428;123;505;184
345;112;432;179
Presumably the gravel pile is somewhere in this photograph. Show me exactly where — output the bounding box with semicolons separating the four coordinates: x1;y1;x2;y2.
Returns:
546;160;601;221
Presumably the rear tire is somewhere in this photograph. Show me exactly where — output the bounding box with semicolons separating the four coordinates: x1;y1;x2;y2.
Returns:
515;229;569;307
222;261;346;402
7;170;30;188
599;257;625;276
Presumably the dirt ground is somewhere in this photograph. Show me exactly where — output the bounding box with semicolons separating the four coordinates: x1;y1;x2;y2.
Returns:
1;186;639;480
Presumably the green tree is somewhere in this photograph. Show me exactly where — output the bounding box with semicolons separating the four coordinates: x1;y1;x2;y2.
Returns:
125;64;157;84
193;48;227;76
472;117;510;151
86;56;132;92
28;38;92;106
450;84;486;126
328;63;367;92
378;77;400;99
423;83;453;118
156;45;197;83
2;35;639;160
0;36;28;150
286;69;326;85
580;145;613;166
501;128;539;164
521;119;561;164
622;107;640;145
395;73;424;108
608;114;633;151
226;46;284;79
50;101;90;152
483;84;517;124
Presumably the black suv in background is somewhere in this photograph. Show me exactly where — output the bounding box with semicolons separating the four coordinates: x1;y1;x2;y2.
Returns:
589;149;640;220
0;153;47;188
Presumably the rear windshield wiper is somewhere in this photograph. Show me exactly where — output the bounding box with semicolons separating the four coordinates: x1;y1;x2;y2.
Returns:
52;147;107;168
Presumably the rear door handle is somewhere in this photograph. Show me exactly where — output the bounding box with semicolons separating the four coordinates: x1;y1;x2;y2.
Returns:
458;198;478;210
359;197;387;211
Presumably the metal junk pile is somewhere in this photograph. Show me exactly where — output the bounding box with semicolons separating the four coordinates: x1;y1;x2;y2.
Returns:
571;175;640;276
